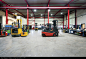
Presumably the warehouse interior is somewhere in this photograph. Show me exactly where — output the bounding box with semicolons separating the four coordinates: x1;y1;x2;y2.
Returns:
0;0;86;57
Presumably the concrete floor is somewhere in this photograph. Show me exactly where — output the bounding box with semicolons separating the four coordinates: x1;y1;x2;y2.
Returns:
0;30;86;57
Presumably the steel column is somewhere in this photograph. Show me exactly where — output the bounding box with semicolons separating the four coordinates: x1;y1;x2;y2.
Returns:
44;17;45;26
25;0;35;17
6;8;8;24
48;9;49;24
27;5;29;25
68;5;70;29
63;17;64;29
75;10;77;28
66;14;67;28
34;17;35;26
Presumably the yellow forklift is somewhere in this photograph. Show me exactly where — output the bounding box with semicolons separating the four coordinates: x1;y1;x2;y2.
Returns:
35;23;38;31
11;19;22;37
21;25;28;37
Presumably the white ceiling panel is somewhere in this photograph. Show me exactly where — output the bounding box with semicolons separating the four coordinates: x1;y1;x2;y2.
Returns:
3;0;26;3
50;0;71;3
27;0;48;3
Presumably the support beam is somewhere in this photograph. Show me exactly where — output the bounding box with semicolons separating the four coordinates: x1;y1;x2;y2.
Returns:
29;17;63;18
0;0;26;18
63;16;64;29
6;8;8;24
25;0;35;17
27;5;29;25
44;0;50;21
48;9;49;24
34;17;35;26
68;5;70;29
47;0;50;24
44;17;45;26
54;0;74;17
15;9;26;18
75;10;77;28
0;6;86;9
66;14;67;28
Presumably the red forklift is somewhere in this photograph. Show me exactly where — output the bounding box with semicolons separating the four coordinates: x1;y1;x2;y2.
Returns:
42;20;59;37
0;23;7;37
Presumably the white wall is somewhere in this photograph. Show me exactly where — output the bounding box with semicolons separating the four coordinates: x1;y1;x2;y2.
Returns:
64;9;86;28
0;11;5;16
21;17;27;25
29;17;63;26
2;16;6;27
64;12;75;26
0;10;17;27
77;9;86;25
2;16;17;27
16;16;27;25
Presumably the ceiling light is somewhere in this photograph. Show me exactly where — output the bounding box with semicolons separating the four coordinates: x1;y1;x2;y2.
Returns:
34;9;37;12
48;9;50;12
61;12;63;15
51;14;53;16
31;14;33;16
41;14;43;16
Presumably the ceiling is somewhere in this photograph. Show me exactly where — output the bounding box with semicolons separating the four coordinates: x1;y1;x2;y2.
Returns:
0;0;86;18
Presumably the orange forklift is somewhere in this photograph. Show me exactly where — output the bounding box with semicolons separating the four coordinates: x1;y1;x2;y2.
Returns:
0;23;8;37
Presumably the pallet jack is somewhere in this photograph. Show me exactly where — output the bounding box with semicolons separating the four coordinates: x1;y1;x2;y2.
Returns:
0;23;7;37
35;23;38;31
42;20;58;37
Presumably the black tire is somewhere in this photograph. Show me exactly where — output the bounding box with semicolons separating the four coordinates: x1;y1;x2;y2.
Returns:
53;33;56;36
12;35;14;37
55;32;58;36
42;34;46;37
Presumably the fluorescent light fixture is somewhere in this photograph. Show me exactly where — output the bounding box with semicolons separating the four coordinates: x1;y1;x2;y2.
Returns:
41;14;43;16
51;14;53;16
61;12;63;15
31;14;33;16
34;9;37;12
48;9;50;12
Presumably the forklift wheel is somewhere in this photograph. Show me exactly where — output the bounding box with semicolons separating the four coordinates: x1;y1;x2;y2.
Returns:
53;33;56;36
12;35;14;37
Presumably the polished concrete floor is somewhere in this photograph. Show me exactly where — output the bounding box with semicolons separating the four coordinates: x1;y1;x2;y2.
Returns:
0;30;86;57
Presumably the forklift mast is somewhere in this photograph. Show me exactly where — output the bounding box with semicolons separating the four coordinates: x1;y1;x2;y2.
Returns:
35;23;37;28
46;23;51;29
35;23;37;26
18;20;20;28
0;23;1;35
52;20;58;28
